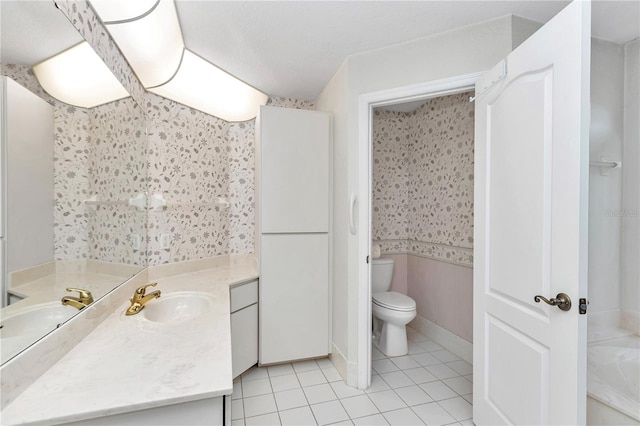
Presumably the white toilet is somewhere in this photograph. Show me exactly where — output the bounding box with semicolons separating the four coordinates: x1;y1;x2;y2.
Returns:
371;258;416;357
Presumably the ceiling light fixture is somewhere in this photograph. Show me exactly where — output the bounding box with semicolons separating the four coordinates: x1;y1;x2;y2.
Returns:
90;0;268;121
33;41;129;108
149;50;269;122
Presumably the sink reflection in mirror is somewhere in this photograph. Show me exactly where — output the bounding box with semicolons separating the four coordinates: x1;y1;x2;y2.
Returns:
0;1;147;365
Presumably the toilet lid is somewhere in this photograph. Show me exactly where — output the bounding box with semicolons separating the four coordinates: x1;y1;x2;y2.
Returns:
372;291;416;312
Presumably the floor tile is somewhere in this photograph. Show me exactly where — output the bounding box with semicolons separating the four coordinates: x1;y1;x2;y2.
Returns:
232;399;244;420
412;401;457;425
303;383;337;404
274;388;308;411
379;371;413;389
447;360;473;376
279;406;317;426
353;413;389;425
367;389;407;412
244;394;278;417
410;352;441;366
365;374;391;394
234;329;472;426
431;349;460;363
316;358;335;369
382;407;425;425
372;358;399;374
310;400;349;425
330;381;365;399
298;369;328;387
419;381;458;401
268;364;295;377
416;340;443;352
372;347;386;360
408;342;427;355
407;327;428;342
394;385;433;406
243;378;273;398
438;396;473;421
426;363;460;380
403;367;438;385
340;395;379;419
242;366;269;381
321;366;343;382
293;360;320;373
443;377;472;396
389;356;420;370
270;374;301;392
245;412;281;426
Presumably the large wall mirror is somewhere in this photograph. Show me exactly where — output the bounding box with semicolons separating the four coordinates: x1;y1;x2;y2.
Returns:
0;1;147;364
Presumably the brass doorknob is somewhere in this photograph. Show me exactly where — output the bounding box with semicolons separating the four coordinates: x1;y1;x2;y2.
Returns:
534;293;572;311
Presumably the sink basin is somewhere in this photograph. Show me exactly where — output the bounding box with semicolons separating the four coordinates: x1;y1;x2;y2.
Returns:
141;292;213;323
0;302;78;339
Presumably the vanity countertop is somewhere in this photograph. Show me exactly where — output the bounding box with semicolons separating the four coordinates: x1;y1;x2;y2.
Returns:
0;258;258;425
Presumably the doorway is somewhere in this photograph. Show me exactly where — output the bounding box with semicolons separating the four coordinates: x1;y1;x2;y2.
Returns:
356;73;482;391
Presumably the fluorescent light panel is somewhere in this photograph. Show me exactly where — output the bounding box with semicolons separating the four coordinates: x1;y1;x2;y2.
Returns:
33;41;129;108
149;50;268;122
90;0;268;121
101;0;184;88
90;0;157;22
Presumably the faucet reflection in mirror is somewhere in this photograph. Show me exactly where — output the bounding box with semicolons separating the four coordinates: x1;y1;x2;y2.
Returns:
0;56;146;363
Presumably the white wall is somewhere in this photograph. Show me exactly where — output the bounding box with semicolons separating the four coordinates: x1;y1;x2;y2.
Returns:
4;77;54;274
588;39;625;317
621;39;640;331
315;15;518;386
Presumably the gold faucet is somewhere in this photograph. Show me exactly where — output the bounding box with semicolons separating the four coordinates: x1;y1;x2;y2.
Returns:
125;283;161;316
61;287;94;310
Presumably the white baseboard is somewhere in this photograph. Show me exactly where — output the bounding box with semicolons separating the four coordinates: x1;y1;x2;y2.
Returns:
409;315;473;364
329;343;348;382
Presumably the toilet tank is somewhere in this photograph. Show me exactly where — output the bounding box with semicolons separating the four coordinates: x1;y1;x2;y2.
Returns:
371;258;394;293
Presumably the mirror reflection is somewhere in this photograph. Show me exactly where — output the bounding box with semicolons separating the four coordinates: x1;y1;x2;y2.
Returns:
0;0;147;364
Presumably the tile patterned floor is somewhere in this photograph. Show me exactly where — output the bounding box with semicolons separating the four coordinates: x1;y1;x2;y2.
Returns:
232;327;473;425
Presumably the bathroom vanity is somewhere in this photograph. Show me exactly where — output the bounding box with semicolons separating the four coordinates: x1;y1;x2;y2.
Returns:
0;256;258;425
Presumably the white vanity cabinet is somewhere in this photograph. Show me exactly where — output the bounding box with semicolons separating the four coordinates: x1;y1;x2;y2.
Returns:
230;280;259;378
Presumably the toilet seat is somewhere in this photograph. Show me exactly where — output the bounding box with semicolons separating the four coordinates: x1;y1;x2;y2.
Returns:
372;291;416;312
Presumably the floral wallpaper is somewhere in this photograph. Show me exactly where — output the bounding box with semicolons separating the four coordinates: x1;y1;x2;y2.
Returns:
145;93;230;264
373;92;474;266
1;67;147;265
4;0;316;266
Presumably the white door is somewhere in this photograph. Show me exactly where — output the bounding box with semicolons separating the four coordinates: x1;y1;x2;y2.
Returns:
473;1;590;425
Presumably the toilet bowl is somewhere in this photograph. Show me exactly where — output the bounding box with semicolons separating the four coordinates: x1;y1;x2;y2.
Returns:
371;258;416;357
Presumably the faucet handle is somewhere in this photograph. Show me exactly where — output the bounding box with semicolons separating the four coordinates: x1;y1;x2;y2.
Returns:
135;283;158;295
66;287;94;303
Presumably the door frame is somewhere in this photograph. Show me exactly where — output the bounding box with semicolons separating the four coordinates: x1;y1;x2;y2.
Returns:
356;72;484;389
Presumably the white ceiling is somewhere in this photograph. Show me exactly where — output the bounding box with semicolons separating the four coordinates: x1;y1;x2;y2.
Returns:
2;1;638;102
0;1;83;65
176;0;640;100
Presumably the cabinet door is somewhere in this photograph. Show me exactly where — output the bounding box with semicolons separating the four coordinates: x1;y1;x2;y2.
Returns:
231;304;258;378
258;106;330;233
260;233;329;364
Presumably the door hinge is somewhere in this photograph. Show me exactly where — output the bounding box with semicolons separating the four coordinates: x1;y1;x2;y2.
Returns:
579;298;588;315
366;255;369;264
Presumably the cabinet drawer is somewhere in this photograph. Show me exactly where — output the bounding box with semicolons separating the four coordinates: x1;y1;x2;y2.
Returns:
230;280;258;313
231;304;258;379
